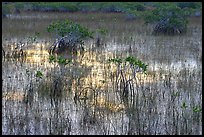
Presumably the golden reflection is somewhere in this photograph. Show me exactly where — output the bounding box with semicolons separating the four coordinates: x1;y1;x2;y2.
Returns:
90;96;125;113
2;92;25;101
3;42;161;109
75;51;117;89
24;49;49;63
76;50;160;89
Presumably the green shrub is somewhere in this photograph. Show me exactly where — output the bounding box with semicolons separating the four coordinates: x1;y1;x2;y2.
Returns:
2;5;10;16
123;2;146;11
47;19;94;38
61;3;78;12
77;2;99;12
2;3;15;15
108;56;148;74
14;2;24;9
177;2;201;9
47;19;94;54
143;3;189;35
100;2;124;12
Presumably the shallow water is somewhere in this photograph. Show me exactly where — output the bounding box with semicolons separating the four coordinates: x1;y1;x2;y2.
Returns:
2;12;202;135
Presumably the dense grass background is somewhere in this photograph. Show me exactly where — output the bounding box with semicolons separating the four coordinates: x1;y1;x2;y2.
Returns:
2;2;202;16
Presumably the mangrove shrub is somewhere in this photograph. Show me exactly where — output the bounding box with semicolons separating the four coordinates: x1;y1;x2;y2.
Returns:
47;19;94;54
143;3;189;35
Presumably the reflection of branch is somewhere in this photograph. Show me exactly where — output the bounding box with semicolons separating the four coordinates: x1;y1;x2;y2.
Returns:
74;87;96;103
106;115;118;134
2;48;5;58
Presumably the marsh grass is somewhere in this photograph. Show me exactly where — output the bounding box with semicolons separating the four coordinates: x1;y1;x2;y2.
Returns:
2;12;202;135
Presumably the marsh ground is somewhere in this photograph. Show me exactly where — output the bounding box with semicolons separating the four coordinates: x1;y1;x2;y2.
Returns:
2;12;202;135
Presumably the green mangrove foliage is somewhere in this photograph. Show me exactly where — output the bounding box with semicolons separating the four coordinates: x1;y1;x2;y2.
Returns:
108;56;148;74
49;55;72;65
36;70;43;78
108;56;148;97
127;2;200;35
192;106;202;113
145;3;190;35
47;19;94;54
47;19;93;38
181;101;188;109
3;2;201;18
176;2;202;9
144;3;188;35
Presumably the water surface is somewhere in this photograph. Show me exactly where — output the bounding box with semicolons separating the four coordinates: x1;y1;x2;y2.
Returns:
2;12;202;135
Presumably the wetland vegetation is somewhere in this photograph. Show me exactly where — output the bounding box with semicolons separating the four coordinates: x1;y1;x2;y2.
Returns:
2;2;202;135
